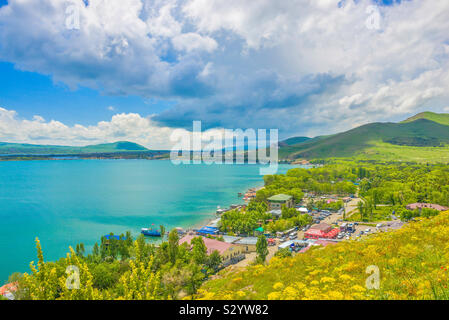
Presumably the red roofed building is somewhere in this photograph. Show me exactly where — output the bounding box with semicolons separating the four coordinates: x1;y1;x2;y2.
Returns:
406;203;449;211
0;282;17;300
305;223;339;239
179;235;243;262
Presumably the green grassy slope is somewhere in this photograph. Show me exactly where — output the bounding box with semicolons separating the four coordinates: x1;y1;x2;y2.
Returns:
279;118;449;161
279;136;311;147
402;111;449;126
0;141;149;155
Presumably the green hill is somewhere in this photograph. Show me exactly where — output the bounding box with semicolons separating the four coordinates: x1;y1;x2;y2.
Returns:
402;111;449;126
279;136;311;147
279;113;449;161
0;141;149;155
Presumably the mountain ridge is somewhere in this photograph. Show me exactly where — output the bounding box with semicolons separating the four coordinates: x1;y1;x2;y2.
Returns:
0;141;150;155
279;112;449;161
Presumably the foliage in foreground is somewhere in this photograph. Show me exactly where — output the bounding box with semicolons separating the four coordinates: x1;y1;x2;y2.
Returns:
197;212;449;300
11;230;222;300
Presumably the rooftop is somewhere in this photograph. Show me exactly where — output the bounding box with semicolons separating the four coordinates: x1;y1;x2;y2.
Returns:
235;237;259;245
179;235;234;255
310;223;332;232
406;203;449;211
267;194;293;202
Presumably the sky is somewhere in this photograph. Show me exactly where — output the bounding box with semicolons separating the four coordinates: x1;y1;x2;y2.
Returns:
0;0;448;149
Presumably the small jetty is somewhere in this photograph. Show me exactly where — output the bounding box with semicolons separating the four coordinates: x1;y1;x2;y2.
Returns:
242;187;261;202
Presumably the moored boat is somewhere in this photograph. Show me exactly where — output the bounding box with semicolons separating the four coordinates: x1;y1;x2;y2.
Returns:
141;228;162;237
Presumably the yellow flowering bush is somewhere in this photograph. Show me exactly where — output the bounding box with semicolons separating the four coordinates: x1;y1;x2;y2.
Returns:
197;212;449;300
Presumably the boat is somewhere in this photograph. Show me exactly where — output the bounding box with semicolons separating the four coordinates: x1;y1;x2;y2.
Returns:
141;228;162;237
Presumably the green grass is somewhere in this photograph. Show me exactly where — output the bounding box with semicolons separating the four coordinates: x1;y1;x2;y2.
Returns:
354;141;449;163
402;111;449;126
348;205;394;222
279;112;449;161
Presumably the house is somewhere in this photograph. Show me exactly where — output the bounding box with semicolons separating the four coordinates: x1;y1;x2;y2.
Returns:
304;223;339;240
179;235;243;262
220;236;259;253
0;282;17;300
296;207;309;214
406;203;449;211
267;194;294;210
269;209;282;218
234;237;258;253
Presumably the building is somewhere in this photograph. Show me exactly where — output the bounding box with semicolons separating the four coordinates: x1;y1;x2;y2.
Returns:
234;237;258;253
220;236;258;253
179;235;243;262
406;203;449;211
196;226;219;236
296;207;309;214
269;209;282;218
0;283;17;300
304;223;339;240
267;194;294;210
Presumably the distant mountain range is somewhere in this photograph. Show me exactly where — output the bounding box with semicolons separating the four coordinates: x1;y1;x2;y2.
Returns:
279;111;449;161
3;111;449;162
0;141;150;155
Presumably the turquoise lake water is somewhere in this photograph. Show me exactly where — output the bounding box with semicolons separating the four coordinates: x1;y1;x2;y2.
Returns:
0;160;297;283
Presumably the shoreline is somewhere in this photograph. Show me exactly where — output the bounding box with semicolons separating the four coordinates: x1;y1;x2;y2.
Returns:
188;183;265;232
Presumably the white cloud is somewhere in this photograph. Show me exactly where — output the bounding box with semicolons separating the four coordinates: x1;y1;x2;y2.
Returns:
172;33;218;53
0;107;182;149
0;0;449;138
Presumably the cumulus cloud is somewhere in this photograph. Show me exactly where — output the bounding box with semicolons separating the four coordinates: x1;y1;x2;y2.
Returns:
0;106;183;149
0;0;449;138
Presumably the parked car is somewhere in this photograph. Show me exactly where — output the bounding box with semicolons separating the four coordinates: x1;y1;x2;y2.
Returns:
365;228;371;233
376;223;383;228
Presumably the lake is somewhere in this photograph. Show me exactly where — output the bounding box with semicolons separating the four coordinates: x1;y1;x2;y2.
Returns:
0;160;299;283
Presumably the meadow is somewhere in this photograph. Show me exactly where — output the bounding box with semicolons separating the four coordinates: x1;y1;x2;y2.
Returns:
197;212;449;300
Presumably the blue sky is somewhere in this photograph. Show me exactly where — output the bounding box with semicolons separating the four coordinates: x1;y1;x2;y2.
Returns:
0;0;448;148
0;62;176;126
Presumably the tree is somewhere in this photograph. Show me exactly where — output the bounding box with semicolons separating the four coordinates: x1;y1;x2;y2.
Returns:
275;247;292;258
184;263;206;298
191;237;208;265
206;250;222;272
160;225;166;239
92;242;100;257
118;243;160;300
256;235;269;264
307;200;314;212
357;201;365;221
168;229;179;264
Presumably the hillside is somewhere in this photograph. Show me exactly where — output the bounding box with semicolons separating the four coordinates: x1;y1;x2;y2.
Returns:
197;212;449;300
0;141;149;155
279;136;311;147
402;111;449;126
279;113;449;161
